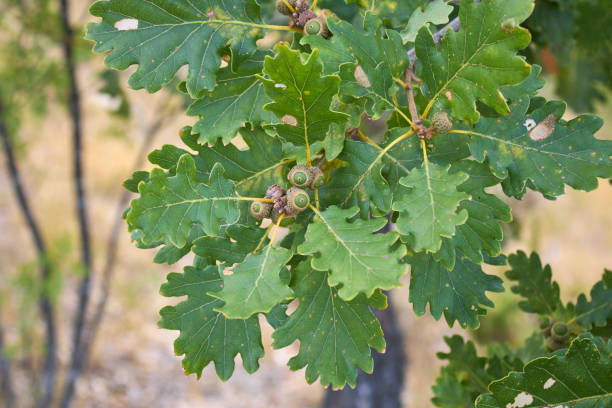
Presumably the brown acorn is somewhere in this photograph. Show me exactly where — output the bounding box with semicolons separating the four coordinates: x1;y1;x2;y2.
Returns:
265;184;286;200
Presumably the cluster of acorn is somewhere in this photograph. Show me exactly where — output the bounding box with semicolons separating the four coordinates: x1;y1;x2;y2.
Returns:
539;317;571;351
276;0;331;37
250;165;324;222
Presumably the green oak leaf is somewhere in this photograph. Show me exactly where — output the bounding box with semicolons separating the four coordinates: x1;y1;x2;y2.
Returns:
123;170;149;193
260;44;348;160
212;247;293;319
467;98;612;197
127;154;240;247
416;0;534;122
505;251;563;315
86;0;277;97
320;140;392;218
158;261;264;379
272;263;385;389
432;365;475;408
476;337;612;408
408;252;504;328
350;0;428;28
572;270;612;331
434;161;512;270
401;0;453;43
192;223;267;265
187;51;276;145
302;12;408;117
298;206;406;300
393;162;469;253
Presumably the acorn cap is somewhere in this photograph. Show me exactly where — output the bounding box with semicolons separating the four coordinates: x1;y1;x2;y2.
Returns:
287;187;310;213
432;111;452;134
304;16;329;37
288;165;312;188
250;201;272;219
551;322;570;342
309;166;325;189
276;0;295;15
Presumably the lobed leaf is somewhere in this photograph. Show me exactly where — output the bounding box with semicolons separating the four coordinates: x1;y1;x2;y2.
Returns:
401;0;454;43
159;261;264;379
572;270;612;331
272;263;385;389
416;0;534;122
298;206;406;300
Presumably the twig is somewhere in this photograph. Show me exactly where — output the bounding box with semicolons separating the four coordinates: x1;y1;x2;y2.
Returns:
0;95;57;408
58;0;93;405
0;313;16;408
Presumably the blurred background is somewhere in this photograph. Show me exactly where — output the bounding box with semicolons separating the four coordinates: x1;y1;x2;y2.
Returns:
1;0;610;407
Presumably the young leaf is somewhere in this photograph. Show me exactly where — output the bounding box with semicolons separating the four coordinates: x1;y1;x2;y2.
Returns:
408;252;504;328
86;0;279;97
260;44;348;161
272;263;385;389
158;262;264;380
476;337;612;408
434;161;512;270
416;0;534;122
467;98;612;197
212;247;293;319
187;52;276;145
298;206;406;300
505;251;562;315
127;155;240;247
401;0;453;43
393;162;469;253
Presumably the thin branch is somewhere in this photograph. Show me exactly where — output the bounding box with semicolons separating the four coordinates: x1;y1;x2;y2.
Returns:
58;0;93;405
0;95;57;408
0;313;16;408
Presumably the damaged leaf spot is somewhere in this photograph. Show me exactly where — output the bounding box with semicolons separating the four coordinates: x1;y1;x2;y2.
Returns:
354;65;371;88
543;377;555;389
529;114;556;141
280;114;298;126
507;392;533;408
523;118;536;131
445;89;453;102
274;83;287;89
114;18;139;31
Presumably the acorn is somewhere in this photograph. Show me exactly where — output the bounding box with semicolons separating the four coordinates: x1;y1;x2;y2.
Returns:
288;165;312;188
250;201;272;219
551;322;570;343
276;0;295;15
265;184;286;200
297;9;317;28
286;187;310;214
431;111;452;134
546;336;566;351
309;166;324;189
304;16;329;37
539;316;554;337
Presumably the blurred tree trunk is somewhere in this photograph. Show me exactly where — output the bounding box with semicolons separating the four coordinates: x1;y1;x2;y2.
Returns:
322;297;406;408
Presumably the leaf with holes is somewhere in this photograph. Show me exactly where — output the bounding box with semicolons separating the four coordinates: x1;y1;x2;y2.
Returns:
86;0;285;97
127;154;240;247
260;44;348;162
466;98;612;197
212;247;293;319
393;161;469;253
416;0;534;122
187;51;276;145
272;262;385;389
298;206;406;300
158;261;264;379
408;251;504;328
476;336;612;408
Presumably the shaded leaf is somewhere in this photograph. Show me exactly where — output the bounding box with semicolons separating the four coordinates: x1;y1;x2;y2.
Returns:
158;261;264;379
573;270;612;330
192;223;267;265
272;263;385;389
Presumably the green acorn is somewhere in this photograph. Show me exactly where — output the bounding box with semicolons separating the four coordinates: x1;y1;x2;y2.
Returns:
539;316;554;336
250;201;272;219
304;16;329;37
551;322;570;342
286;187;310;213
288;165;312;188
431;111;452;134
276;0;295;15
309;166;324;189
